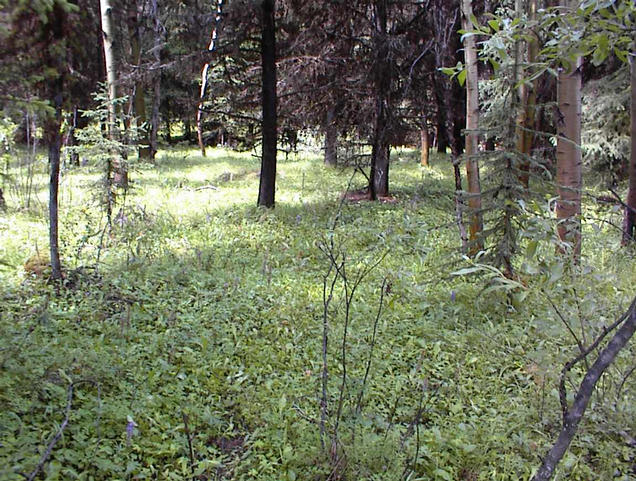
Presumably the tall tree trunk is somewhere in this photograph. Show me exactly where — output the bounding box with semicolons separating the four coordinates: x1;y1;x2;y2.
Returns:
324;107;338;166
556;4;582;259
197;0;224;157
623;44;636;244
47;89;63;281
369;0;390;200
257;0;277;208
516;0;538;189
100;0;127;189
127;1;150;160
420;121;430;167
67;105;80;166
43;4;65;281
433;78;449;154
150;0;161;160
461;0;483;254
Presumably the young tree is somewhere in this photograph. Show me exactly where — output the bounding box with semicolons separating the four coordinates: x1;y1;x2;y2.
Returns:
44;6;66;281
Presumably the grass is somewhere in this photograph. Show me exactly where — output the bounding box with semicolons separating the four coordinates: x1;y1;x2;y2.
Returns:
0;146;634;481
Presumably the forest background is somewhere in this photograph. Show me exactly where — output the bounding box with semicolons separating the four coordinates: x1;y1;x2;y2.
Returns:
0;0;635;480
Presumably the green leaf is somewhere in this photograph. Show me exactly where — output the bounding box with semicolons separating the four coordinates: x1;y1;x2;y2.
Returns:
457;69;467;87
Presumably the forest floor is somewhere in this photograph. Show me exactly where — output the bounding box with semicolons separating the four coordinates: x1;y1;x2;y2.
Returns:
0;147;634;481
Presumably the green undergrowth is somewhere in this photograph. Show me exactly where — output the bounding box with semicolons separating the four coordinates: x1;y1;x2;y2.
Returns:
0;147;634;480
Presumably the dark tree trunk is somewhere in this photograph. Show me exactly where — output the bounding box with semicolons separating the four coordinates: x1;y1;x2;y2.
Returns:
0;188;6;212
127;0;151;160
531;299;636;481
150;0;161;160
324;107;338;166
48;90;63;281
66;105;80;166
369;0;390;200
623;44;636;244
44;4;65;281
257;0;277;208
434;84;449;154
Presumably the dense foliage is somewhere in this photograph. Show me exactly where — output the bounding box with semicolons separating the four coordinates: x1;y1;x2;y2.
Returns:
1;147;634;480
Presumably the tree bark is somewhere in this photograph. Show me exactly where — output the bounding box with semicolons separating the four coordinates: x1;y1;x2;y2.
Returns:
127;1;150;160
196;0;224;157
324;107;338;166
257;0;277;208
100;0;127;188
461;0;483;254
150;0;161;160
556;18;582;259
623;45;636;244
43;4;65;281
369;0;390;200
47;90;63;281
516;0;538;189
531;298;636;481
66;105;80;166
420;123;430;167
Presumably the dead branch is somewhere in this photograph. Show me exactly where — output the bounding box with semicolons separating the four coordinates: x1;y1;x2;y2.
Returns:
531;296;636;481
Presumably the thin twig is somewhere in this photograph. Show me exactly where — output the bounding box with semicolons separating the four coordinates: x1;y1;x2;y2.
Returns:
26;380;97;481
356;277;388;414
181;411;196;479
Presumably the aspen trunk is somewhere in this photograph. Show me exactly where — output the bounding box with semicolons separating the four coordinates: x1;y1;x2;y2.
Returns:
100;0;127;188
461;0;483;254
623;45;636;244
556;47;582;258
197;0;224;158
257;0;277;208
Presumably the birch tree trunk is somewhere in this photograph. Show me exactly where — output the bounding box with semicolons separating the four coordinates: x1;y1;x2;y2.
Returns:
100;0;127;188
257;0;277;208
461;0;483;254
555;0;582;259
196;0;224;157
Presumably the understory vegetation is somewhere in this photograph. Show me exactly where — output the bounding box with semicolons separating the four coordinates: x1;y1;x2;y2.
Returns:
0;147;634;480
